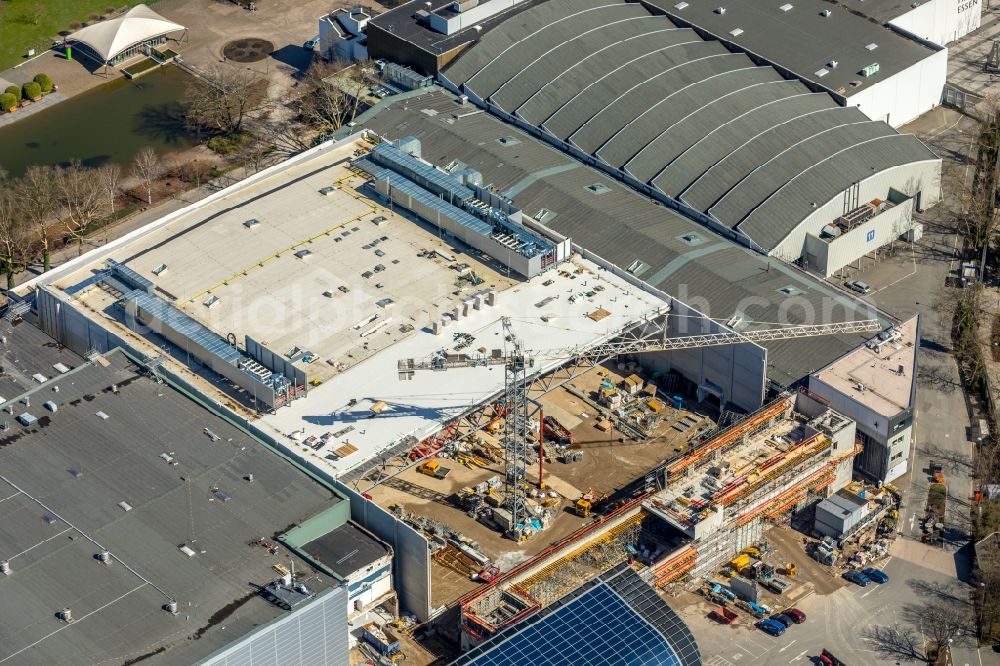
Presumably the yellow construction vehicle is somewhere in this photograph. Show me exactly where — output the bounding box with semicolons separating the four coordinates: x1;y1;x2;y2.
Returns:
730;553;751;571
785;562;796;578
417;460;451;479
574;489;608;517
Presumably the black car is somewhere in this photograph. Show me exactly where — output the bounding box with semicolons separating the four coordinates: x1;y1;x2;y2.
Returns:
771;613;795;628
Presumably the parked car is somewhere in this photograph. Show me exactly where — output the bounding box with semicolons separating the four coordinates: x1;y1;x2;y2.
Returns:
862;567;889;584
847;280;871;294
771;613;795;628
784;608;807;624
757;618;786;637
843;570;871;587
819;648;847;665
303;35;319;50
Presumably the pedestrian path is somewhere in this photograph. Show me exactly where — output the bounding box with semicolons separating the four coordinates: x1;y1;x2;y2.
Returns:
0;91;66;128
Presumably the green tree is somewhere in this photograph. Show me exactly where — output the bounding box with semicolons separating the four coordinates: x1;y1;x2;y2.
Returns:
22;81;41;101
0;93;16;113
4;86;19;98
32;73;53;94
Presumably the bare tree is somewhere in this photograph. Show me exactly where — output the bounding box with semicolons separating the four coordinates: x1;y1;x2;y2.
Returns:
901;600;975;660
132;147;162;205
97;163;121;216
13;165;57;272
183;65;266;136
296;60;354;134
0;183;31;291
862;624;927;663
55;161;107;254
236;133;272;174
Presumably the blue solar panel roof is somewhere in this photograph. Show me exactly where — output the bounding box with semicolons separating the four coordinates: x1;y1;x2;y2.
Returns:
372;141;475;203
380;172;494;236
453;565;700;666
124;290;243;366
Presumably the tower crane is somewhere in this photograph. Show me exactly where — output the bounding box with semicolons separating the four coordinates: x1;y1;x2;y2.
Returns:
398;315;882;540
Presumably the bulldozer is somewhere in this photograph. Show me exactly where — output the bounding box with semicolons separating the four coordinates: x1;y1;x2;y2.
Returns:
574;489;608;518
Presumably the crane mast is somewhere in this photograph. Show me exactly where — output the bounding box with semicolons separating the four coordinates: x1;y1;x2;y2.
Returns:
399;314;883;540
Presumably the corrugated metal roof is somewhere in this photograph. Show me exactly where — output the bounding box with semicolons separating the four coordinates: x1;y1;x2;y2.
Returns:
739;134;939;249
624;79;806;182
444;0;604;83
681;106;870;213
467;2;642;99
709;121;898;228
598;67;784;169
656;93;835;198
544;40;724;141
491;15;659;114
441;0;940;253
570;52;747;154
359;90;886;387
517;24;685;126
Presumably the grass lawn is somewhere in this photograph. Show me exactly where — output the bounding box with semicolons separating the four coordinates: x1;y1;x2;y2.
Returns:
0;1;154;71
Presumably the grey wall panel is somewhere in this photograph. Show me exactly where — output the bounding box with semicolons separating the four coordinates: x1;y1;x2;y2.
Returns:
333;480;432;621
196;586;348;666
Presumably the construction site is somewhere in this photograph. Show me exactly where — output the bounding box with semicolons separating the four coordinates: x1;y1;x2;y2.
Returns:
358;356;719;606
17;130;891;647
443;389;864;648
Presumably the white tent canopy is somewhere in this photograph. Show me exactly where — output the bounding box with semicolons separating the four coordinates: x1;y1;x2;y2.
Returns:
68;4;185;62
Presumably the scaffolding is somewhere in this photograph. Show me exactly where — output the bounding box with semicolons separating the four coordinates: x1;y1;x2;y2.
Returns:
516;512;648;606
665;397;791;480
714;434;832;505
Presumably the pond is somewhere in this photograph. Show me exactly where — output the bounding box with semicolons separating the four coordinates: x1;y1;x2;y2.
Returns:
0;65;199;178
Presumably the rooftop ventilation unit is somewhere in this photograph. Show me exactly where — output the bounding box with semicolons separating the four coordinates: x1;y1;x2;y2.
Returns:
815;68;829;77
675;1;688;7
866;42;878;50
729;27;743;36
820;8;831;16
715;6;726;13
779;3;793;11
827;60;839;68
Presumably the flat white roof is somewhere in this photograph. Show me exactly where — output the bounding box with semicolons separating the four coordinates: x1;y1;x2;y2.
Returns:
57;145;517;383
812;315;916;416
261;255;669;477
34;134;670;479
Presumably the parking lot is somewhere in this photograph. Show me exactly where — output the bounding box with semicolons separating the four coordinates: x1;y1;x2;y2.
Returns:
683;552;983;665
675;107;1000;666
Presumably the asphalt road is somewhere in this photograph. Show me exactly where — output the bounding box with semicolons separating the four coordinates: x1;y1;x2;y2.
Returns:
689;553;985;666
684;108;998;666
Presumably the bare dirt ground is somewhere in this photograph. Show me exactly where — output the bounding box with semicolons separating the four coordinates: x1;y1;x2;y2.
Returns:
156;0;385;102
367;363;717;608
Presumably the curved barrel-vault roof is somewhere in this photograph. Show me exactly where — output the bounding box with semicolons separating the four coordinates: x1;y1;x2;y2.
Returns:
443;0;938;252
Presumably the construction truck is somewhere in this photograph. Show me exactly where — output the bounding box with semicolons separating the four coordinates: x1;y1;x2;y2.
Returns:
418;460;451;479
574;489;608;517
784;563;796;578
